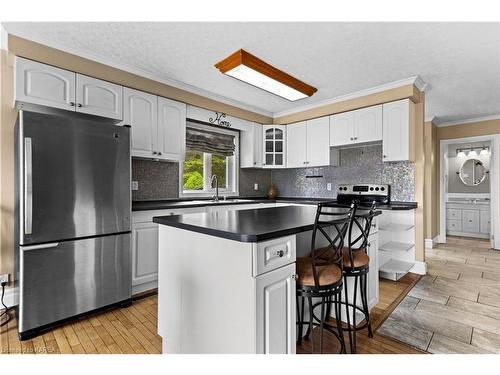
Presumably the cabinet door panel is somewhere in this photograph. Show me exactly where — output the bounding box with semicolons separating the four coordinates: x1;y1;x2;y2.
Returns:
157;97;186;161
382;99;410;162
76;74;123;120
241;123;263;168
329;112;354;146
256;263;296;354
253;123;263;167
354;105;382;144
306;116;330;167
480;210;491;234
263;126;286;168
462;210;480;233
15;57;76;111
132;222;159;286
286;122;307;168
123;87;157;158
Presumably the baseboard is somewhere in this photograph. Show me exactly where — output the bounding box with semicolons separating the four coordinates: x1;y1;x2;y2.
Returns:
132;281;158;296
1;286;18;309
409;261;426;275
425;236;439;249
447;231;489;239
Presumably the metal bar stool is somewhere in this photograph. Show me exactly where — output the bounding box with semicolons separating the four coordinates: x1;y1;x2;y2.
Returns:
341;201;379;354
296;202;355;354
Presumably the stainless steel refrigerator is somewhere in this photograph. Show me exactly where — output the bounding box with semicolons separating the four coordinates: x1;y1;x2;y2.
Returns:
14;108;132;339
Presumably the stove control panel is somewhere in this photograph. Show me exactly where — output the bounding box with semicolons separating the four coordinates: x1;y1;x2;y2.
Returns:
337;184;390;196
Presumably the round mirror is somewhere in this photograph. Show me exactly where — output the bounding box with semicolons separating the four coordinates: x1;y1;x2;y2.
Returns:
459;159;487;186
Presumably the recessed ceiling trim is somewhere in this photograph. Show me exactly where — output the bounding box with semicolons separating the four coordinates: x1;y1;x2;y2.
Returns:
4;29;273;118
272;75;426;119
215;49;317;101
436;114;500;128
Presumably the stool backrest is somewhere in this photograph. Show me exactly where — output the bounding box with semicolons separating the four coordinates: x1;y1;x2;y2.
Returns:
345;200;378;267
310;202;355;287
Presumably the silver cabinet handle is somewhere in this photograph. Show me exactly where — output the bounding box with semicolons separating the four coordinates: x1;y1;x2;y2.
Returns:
69;102;75;106
277;250;285;257
77;103;83;108
24;137;33;235
23;242;59;251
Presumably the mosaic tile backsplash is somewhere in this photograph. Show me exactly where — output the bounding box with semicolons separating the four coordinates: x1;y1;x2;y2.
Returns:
270;145;415;202
132;144;414;202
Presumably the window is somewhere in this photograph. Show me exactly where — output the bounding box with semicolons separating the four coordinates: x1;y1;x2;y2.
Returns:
180;122;239;196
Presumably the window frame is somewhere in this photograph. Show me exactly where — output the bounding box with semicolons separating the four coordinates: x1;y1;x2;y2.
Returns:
179;121;239;198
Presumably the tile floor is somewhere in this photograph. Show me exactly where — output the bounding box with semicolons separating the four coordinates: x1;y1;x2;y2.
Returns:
378;236;500;353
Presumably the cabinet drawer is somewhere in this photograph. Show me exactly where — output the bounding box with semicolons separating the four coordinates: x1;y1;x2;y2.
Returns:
253;235;296;276
447;220;462;232
446;209;461;220
462;210;480;233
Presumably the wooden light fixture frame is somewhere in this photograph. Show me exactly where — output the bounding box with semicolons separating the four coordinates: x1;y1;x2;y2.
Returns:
214;49;317;99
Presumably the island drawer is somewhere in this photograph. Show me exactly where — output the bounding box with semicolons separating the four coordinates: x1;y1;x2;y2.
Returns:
252;235;296;276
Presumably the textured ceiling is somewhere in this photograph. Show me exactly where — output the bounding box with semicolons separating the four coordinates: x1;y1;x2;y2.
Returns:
4;22;500;122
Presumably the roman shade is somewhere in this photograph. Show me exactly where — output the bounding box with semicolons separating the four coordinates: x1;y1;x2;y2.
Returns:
186;127;236;157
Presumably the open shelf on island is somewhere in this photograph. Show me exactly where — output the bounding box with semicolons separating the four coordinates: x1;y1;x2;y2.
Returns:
379;259;415;281
379;241;415;252
379;223;415;232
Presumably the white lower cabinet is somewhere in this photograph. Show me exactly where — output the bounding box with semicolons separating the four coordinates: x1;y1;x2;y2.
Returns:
132;222;159;287
256;263;296;354
446;201;490;238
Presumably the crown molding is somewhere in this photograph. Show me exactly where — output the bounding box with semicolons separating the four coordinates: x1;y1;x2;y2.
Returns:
436;114;500;128
4;29;273;118
272;75;427;119
425;116;439;125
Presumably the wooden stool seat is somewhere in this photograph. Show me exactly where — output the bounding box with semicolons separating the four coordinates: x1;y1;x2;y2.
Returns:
296;257;342;287
342;248;370;269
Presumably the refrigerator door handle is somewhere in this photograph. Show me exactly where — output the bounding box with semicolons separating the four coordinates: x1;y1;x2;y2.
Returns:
24;137;33;235
22;242;59;251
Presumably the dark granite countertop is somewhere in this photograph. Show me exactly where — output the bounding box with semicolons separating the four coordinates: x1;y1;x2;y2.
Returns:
153;205;349;242
133;197;417;211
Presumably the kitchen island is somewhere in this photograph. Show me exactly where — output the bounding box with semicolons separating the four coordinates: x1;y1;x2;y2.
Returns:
153;205;380;354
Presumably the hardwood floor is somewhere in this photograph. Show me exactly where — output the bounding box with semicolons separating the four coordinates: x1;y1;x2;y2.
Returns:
378;236;500;354
0;295;162;354
1;273;422;354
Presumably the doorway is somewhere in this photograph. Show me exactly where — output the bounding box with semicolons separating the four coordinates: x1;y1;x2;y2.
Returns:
439;135;500;249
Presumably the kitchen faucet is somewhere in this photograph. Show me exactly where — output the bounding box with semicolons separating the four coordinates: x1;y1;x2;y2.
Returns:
211;175;219;202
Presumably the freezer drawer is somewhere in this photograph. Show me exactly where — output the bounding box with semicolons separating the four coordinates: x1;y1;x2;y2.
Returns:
18;233;131;334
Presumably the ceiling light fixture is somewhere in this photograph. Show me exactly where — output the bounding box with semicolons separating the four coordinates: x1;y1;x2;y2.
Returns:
214;49;317;101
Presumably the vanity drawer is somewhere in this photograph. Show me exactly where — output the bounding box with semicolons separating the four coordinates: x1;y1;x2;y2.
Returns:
446;209;462;220
253;235;296;276
447;220;462;232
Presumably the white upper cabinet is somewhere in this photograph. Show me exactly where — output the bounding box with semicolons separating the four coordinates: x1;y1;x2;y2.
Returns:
157;97;186;161
76;74;123;120
123;87;158;158
241;123;263;168
354;105;382;143
306;116;330;167
15;57;123;121
382;99;410;162
286;121;307;168
329;105;382;146
287;117;330;168
263;125;286;168
15;57;76;111
329;111;354;146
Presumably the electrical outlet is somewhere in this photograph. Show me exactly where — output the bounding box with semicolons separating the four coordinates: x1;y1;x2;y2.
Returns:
132;181;139;191
254;183;259;190
0;274;9;284
327;183;332;191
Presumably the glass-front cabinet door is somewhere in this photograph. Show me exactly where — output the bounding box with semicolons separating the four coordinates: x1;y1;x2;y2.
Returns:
263;125;286;168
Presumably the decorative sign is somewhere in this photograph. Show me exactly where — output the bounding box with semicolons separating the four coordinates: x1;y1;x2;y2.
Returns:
208;112;232;127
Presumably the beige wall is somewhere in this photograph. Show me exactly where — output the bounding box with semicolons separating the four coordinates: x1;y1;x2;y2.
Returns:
273;84;421;125
0;49;16;278
413;93;426;262
8;35;273;125
424;121;439;240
